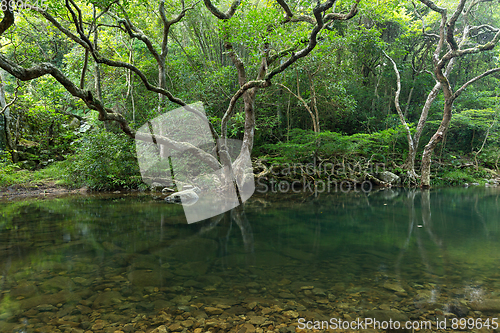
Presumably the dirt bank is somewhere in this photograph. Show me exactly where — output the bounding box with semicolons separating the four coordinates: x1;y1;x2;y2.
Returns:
0;181;88;201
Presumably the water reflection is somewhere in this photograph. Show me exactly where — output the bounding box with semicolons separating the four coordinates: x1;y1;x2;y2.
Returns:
0;188;500;332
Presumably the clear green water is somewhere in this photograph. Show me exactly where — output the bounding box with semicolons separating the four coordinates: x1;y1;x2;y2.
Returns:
1;188;500;332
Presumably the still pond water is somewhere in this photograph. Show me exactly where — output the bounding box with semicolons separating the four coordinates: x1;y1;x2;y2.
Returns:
1;188;500;333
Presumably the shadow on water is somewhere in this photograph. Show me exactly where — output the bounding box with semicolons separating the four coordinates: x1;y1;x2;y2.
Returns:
1;188;500;332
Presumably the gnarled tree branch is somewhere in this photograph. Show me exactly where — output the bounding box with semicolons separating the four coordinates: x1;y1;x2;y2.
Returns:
203;0;241;19
0;7;14;36
0;54;222;170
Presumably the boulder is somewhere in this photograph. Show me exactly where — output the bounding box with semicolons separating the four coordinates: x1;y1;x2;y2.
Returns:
151;325;168;333
93;291;122;308
448;302;469;317
128;270;164;287
363;310;409;321
151;182;165;192
165;189;199;206
152;237;218;262
10;282;38;298
173;261;209;277
248;315;266;325
41;276;75;292
238;324;255;333
69;117;81;129
204;306;223;315
375;171;401;186
363;310;411;332
161;187;175;194
470;299;500;313
20;290;76;310
383;282;405;293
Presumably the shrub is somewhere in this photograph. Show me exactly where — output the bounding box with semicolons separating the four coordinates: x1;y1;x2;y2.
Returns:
437;167;489;187
455;91;499;111
255;125;413;166
67;128;144;190
0;151;18;187
444;108;499;153
440;170;475;186
479;147;500;170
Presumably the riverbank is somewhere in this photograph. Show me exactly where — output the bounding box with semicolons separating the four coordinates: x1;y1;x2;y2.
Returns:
1;159;499;201
0;180;89;201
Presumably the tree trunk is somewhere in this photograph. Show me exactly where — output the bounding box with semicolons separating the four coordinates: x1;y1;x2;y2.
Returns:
92;5;107;130
403;82;440;171
125;41;135;122
0;72;16;160
383;51;417;180
404;59;455;173
277;86;283;129
94;65;102;101
93;7;103;102
420;101;453;188
403;85;414;118
278;81;318;133
158;64;167;113
0;89;7;151
241;88;257;155
371;69;382;113
416;0;500;187
80;49;89;89
157;62;167;158
0;73;6;148
406;144;417;178
308;71;320;133
420;66;500;187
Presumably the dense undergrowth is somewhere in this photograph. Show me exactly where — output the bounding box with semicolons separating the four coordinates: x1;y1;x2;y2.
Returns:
65;128;145;191
1;108;499;191
254;125;499;186
0;127;145;191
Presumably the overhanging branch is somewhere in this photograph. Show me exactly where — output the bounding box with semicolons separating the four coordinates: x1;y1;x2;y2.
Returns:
203;0;241;19
0;7;14;35
453;67;500;100
0;54;222;169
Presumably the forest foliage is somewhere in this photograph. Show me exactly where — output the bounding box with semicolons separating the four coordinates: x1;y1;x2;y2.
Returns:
0;0;499;189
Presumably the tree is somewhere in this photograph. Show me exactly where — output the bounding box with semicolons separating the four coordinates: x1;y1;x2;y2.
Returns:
418;0;500;188
385;0;500;187
0;0;360;180
278;69;321;134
